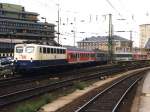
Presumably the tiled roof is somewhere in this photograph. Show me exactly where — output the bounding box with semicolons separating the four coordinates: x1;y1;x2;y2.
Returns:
77;35;130;43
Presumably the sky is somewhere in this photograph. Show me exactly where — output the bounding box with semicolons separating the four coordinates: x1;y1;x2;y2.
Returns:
1;0;150;47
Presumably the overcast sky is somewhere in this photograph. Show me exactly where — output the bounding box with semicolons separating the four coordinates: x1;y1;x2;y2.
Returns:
1;0;150;46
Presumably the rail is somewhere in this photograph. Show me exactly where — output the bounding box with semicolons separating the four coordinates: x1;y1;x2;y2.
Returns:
75;72;143;112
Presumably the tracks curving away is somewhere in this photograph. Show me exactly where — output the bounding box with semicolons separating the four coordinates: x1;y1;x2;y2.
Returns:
75;72;144;112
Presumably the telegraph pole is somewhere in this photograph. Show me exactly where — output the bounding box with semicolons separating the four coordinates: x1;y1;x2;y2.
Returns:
73;31;75;46
108;14;113;63
71;30;76;46
129;30;133;52
57;3;60;44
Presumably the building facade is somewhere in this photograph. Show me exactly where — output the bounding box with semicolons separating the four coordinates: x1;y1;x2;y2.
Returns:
77;35;132;53
0;3;56;57
139;24;150;48
144;38;150;59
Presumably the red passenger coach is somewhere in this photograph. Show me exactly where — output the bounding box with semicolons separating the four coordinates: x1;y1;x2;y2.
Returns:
66;46;96;63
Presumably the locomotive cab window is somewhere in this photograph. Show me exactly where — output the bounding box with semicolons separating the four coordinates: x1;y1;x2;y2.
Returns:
16;46;23;53
25;46;34;53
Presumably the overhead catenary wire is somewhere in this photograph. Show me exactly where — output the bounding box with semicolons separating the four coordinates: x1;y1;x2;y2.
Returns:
3;0;134;44
117;0;138;23
105;0;122;17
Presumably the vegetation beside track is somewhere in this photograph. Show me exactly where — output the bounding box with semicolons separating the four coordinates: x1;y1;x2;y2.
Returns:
14;81;90;112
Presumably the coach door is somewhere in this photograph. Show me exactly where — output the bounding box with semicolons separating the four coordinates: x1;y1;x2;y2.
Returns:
39;47;43;64
77;53;80;62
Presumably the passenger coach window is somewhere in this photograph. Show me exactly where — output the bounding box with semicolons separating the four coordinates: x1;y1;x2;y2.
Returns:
25;46;34;53
60;49;62;54
54;48;56;53
47;48;50;53
16;46;23;53
57;49;59;54
62;49;66;54
51;48;54;53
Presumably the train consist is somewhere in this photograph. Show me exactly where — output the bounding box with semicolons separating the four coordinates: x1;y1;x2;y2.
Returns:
13;43;148;73
14;44;108;73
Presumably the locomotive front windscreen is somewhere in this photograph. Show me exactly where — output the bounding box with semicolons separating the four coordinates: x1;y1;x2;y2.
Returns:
16;46;23;53
25;46;34;53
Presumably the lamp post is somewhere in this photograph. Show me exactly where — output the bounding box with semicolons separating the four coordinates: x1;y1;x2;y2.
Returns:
108;14;113;63
56;3;60;44
116;18;134;52
129;30;133;52
71;30;76;47
41;17;46;23
41;17;48;44
41;17;47;29
8;32;14;57
70;22;76;47
80;32;85;49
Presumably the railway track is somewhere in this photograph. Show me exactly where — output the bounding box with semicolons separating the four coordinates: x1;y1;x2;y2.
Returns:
0;64;116;96
0;64;111;87
0;67;124;107
75;71;143;112
0;62;149;108
0;63;123;90
0;60;148;87
0;62;147;96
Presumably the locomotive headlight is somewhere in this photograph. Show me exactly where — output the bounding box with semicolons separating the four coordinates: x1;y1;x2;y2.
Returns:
30;58;33;62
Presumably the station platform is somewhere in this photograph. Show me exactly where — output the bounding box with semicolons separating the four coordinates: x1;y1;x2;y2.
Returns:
139;71;150;112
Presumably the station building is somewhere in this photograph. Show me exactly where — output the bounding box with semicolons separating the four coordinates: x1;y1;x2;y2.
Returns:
0;3;56;57
77;35;132;54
